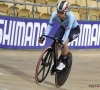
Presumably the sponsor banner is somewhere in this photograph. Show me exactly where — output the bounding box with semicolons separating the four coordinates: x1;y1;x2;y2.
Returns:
0;15;100;49
69;21;100;49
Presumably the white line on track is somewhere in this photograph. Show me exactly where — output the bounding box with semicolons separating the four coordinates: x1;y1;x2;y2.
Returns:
0;72;5;76
2;88;8;90
0;72;9;76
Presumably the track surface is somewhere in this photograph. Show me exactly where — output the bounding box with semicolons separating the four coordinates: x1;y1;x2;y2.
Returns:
0;49;100;90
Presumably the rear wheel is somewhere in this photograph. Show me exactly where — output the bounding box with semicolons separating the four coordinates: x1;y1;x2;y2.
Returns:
35;47;52;84
55;52;72;87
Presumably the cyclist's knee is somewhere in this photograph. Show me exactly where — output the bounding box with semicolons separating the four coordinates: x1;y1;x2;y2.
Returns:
64;39;69;45
61;52;68;56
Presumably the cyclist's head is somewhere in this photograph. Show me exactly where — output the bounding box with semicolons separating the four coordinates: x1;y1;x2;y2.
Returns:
57;1;69;14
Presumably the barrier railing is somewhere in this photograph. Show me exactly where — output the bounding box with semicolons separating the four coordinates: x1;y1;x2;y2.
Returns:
0;0;100;20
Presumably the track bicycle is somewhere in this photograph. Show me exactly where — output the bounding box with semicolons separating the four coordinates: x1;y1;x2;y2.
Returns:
35;35;72;87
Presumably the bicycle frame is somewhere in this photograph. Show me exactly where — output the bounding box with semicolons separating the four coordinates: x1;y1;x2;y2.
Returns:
42;35;61;70
51;41;58;69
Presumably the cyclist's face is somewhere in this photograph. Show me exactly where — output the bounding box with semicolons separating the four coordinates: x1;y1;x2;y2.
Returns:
57;12;66;20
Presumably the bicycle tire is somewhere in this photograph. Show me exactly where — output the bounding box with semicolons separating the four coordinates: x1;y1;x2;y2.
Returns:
35;47;52;84
55;52;72;87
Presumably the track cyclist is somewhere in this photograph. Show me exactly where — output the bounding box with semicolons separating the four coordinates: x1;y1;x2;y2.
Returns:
39;1;80;74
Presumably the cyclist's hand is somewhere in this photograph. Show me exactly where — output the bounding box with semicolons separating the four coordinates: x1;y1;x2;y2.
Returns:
58;43;64;49
58;39;64;48
38;36;45;43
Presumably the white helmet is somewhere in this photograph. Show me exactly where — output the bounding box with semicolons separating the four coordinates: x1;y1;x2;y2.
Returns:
57;1;69;13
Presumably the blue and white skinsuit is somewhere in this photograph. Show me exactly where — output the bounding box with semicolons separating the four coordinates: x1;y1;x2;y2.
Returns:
43;11;79;44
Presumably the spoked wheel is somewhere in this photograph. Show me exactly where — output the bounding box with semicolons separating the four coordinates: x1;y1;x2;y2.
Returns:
35;47;52;84
55;52;72;88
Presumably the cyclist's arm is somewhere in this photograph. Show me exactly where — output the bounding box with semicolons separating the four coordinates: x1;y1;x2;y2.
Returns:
43;13;56;36
62;14;75;44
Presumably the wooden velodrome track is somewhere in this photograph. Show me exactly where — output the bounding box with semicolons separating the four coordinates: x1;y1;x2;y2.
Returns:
0;49;100;90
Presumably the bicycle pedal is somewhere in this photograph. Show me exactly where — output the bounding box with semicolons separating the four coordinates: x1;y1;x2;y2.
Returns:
63;68;67;71
50;70;56;75
50;66;56;75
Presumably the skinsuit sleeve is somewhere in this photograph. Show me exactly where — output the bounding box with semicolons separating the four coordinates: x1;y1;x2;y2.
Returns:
62;13;75;44
43;13;56;35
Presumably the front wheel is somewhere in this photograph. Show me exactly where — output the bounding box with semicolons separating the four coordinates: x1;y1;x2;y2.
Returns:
35;47;52;84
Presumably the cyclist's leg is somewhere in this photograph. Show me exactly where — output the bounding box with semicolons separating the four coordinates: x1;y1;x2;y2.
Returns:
61;39;69;55
63;25;80;61
57;25;80;70
56;39;69;70
50;26;65;74
61;39;69;64
68;25;80;42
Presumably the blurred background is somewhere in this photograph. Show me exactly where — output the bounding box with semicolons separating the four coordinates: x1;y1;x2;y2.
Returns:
0;0;100;20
